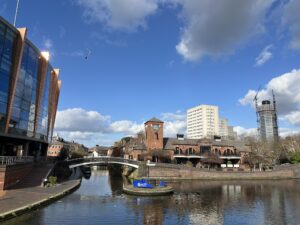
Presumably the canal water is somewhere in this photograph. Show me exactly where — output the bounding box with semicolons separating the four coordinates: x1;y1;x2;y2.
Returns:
3;169;300;225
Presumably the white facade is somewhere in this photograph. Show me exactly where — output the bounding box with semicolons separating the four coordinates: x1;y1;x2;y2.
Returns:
187;105;220;139
219;118;229;138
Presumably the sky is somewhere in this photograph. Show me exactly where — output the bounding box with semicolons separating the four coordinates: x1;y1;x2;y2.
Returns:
1;0;300;147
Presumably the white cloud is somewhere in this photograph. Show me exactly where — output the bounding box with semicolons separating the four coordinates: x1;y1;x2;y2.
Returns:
239;69;300;128
284;111;300;126
279;127;300;137
160;111;186;137
283;0;300;50
109;120;144;134
255;45;273;66
161;111;186;121
233;126;300;138
176;0;273;61
234;126;257;137
55;108;110;132
56;131;117;147
75;0;158;31
164;120;186;137
54;108;188;146
43;37;53;49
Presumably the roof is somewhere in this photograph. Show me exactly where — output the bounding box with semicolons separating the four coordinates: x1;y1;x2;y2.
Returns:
145;117;163;123
89;146;110;151
212;139;245;147
163;138;199;150
133;143;147;150
163;137;249;152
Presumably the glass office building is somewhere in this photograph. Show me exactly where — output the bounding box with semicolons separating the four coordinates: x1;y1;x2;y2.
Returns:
0;17;61;157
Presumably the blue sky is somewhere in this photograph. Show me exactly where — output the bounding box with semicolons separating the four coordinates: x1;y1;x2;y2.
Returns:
1;0;300;146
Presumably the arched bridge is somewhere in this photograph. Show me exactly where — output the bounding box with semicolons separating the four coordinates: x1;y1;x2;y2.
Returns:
66;156;140;169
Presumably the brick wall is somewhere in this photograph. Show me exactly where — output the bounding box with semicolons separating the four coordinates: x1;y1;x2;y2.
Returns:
0;163;33;190
145;121;164;150
147;165;296;179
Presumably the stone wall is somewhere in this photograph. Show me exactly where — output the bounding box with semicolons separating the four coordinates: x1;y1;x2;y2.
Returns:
145;164;299;180
0;163;33;190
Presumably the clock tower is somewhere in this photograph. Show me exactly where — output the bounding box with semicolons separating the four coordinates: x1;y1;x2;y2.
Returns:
145;117;164;150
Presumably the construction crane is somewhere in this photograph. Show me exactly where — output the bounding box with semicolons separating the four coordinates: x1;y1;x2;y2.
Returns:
253;86;261;138
272;90;279;141
13;0;20;26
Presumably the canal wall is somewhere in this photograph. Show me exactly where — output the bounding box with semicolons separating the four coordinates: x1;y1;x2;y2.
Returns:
140;164;300;180
0;163;33;190
0;178;81;223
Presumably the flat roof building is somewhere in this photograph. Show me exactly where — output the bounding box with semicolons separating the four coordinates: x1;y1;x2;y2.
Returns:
0;16;61;158
219;118;229;138
187;105;220;139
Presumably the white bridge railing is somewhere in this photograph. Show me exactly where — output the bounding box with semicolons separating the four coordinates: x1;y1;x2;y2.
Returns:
0;156;34;165
66;156;141;168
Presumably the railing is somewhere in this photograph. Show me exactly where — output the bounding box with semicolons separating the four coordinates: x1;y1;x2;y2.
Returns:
0;156;34;165
67;156;140;167
173;153;241;157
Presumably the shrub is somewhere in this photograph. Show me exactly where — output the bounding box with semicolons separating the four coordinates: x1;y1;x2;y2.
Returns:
290;152;300;164
48;176;57;186
185;161;193;168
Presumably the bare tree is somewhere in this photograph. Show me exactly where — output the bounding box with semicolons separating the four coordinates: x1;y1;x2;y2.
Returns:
202;152;223;169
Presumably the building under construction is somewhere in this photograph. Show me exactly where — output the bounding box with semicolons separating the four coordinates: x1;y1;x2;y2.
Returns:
256;92;279;142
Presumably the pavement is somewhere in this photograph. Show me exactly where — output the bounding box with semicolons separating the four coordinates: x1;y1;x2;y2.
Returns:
0;164;81;219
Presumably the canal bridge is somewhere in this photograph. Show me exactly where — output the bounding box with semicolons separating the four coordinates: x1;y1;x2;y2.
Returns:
66;156;141;169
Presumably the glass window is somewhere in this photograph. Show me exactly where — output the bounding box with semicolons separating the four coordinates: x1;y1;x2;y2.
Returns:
9;42;39;137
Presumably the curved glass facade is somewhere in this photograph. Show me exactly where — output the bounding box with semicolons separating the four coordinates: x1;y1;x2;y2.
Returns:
36;64;52;141
0;22;17;132
10;42;39;138
0;16;60;151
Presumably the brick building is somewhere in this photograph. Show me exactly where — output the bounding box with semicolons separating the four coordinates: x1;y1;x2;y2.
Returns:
88;145;112;156
47;136;88;159
121;117;251;169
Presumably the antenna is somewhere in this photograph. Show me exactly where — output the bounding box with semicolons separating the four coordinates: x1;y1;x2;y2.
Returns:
13;0;20;27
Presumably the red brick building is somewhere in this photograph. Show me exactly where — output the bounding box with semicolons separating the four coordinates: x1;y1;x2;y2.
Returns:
121;117;251;169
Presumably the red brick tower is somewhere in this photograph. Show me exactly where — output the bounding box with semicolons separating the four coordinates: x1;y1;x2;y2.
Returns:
145;117;164;150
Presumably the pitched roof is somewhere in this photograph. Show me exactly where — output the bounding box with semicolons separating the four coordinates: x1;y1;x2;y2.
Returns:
163;138;199;150
163;137;250;152
145;117;163;123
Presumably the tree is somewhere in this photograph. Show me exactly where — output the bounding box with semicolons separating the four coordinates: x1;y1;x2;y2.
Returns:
201;152;223;169
290;152;300;164
280;135;300;162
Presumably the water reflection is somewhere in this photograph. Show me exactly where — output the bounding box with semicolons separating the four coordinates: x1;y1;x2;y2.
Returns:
3;169;300;225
